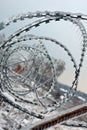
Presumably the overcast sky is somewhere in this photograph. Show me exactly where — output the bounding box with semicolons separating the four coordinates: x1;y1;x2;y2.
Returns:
0;0;87;19
0;0;87;92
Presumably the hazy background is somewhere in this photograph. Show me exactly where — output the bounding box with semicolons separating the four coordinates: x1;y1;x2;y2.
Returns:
0;0;87;93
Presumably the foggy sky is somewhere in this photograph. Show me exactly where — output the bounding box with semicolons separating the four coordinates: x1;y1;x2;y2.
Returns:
0;0;87;92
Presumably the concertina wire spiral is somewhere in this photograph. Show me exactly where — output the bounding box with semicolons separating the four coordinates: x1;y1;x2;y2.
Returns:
0;11;87;119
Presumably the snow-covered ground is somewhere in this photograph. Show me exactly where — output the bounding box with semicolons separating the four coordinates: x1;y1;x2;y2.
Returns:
0;93;87;130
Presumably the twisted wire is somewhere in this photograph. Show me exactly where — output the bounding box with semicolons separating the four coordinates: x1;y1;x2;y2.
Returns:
0;11;87;118
0;11;87;30
1;45;54;106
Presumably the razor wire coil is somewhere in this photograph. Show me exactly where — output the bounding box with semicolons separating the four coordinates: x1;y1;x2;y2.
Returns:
0;11;87;118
